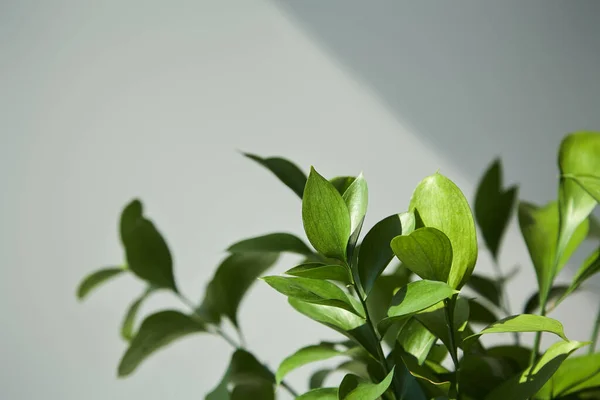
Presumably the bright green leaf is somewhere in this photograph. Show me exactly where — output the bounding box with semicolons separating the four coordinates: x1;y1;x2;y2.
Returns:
474;159;518;260
285;263;352;284
262;276;362;316
244;153;306;198
118;311;206;377
76;267;125;300
276;343;347;384
397;318;436;365
297;388;338;400
302;167;351;261
121;286;156;341
409;173;478;289
197;253;279;327
537;352;600;398
227;232;312;255
464;273;502;308
391;227;453;283
358;212;415;296
119;200;178;291
339;368;395;400
342;173;368;244
485;340;588;400
330;176;356;196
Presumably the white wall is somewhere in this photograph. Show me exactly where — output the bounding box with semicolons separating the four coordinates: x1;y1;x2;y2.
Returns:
1;1;599;399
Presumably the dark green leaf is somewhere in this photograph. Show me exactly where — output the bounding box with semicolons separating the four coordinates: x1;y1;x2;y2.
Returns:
330;176;356;196
396;351;450;398
119;200;178;291
197;253;279;327
486;340;588;400
393;361;428;400
366;264;412;325
285;263;352;284
76;267;125;300
227;233;312;255
409;173;478;289
121;286;155;341
397;318;436;365
262;276;362;316
206;361;231;400
358;212;415;296
523;285;570;315
302;167;351;261
464;273;502;308
391;227;453;283
229;349;274;385
118;310;206;377
339;368;395;400
537;352;600;398
244;153;306;198
485;345;532;372
588;214;600;240
468;299;498;325
474;159;518;260
460;354;516;399
415;296;470;351
297;388;338;400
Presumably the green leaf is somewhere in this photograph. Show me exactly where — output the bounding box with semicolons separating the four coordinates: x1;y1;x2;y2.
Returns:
330;176;356;196
342;173;368;239
518;201;588;307
206;362;231;400
118;310;206;377
244;153;306;198
397;318;437;365
302;167;351;261
523;285;570;315
276;343;347;384
463;315;568;348
226;349;275;400
121;286;156;341
537;352;600;398
339;368;395;400
415;296;470;351
309;360;371;390
197;253;279;327
297;388;338;400
409;173;478;289
485;340;588;400
468;299;498;325
460;354;517;399
288;298;380;359
391;227;453;283
464;273;502;308
76;267;125;300
366;264;413;325
588;214;600;240
358;212;415;295
262;276;362;316
119;200;178;291
380;280;457;332
485;345;532;372
474;159;518;260
567;247;600;296
227;232;312;255
285;263;352;284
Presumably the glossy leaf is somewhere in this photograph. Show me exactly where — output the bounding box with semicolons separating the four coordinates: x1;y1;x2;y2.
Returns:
197;253;279;326
119;200;178;291
523;285;570;315
468;299;498;325
244;153;306;198
121;286;155;341
302;167;351;261
485;340;588;400
409;173;478;289
463;315;567;348
391;227;453;283
464;273;501;308
358;212;415;295
397;318;436;365
118;311;206;376
339;368;395;400
330;176;356;196
342;173;368;238
297;388;338;400
474;159;517;260
537;352;600;398
275;343;346;384
76;267;125;300
262;276;362;316
518;201;588;307
227;232;312;255
285;263;352;284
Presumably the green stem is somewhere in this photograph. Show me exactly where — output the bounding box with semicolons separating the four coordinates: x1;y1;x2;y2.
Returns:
177;293;299;398
590;305;600;354
444;297;460;400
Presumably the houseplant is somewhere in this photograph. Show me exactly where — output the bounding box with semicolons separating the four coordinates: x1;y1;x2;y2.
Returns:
77;131;600;399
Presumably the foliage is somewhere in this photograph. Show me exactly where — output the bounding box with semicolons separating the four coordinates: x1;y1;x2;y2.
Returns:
77;132;600;399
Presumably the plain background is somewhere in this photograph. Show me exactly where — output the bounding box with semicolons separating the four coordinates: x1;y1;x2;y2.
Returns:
1;1;600;399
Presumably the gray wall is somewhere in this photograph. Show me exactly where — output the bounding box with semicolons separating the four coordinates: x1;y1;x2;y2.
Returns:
1;1;599;399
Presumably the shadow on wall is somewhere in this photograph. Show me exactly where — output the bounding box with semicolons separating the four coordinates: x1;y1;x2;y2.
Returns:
273;0;600;203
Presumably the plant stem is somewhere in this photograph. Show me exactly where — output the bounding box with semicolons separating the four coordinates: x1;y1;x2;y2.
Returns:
176;293;299;398
590;305;600;354
444;297;460;400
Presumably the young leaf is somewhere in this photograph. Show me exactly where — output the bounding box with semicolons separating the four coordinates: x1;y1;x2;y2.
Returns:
397;318;437;365
197;253;279;327
474;159;518;260
118;310;206;377
339;368;395;400
119;200;178;291
285;263;352;284
342;173;368;238
76;267;126;300
537;352;600;398
463;315;568;348
409;173;478;289
262;276;362;316
121;286;156;341
302;167;351;261
485;340;588;400
275;343;346;384
464;273;502;308
523;285;570;315
297;388;338;400
227;232;312;255
243;153;306;198
357;212;415;296
391;227;453;283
